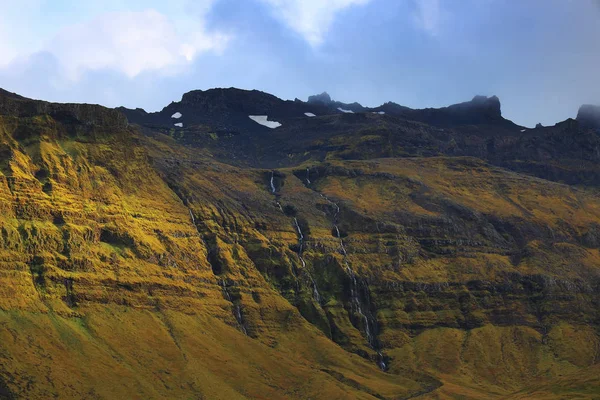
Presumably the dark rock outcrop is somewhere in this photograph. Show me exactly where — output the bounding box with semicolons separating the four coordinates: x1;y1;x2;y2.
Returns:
308;92;332;105
576;104;600;130
0;88;128;130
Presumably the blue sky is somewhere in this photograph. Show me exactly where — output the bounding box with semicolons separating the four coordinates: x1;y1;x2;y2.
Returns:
0;0;599;127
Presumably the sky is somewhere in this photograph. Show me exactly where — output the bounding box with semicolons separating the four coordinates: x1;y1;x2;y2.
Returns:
0;0;599;127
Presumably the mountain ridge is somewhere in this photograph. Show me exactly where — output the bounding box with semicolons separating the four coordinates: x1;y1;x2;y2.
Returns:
118;87;517;130
112;87;600;186
1;87;600;399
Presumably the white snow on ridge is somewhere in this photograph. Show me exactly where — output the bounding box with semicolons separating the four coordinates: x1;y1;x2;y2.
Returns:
171;112;182;119
304;112;316;117
372;111;385;115
337;107;354;114
249;115;282;129
174;122;183;127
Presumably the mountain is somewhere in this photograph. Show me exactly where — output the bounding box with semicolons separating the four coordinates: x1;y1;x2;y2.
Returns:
1;87;599;399
121;88;600;185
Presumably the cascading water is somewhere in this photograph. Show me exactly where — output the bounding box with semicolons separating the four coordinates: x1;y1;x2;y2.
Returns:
318;192;387;370
294;218;304;243
267;171;321;304
305;168;311;185
220;280;248;335
294;217;321;303
233;304;247;335
221;280;232;302
270;171;276;194
377;352;387;370
335;226;347;256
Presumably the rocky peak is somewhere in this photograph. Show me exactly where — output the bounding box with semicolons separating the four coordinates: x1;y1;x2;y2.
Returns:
459;95;502;118
307;92;333;105
179;87;285;115
576;104;600;129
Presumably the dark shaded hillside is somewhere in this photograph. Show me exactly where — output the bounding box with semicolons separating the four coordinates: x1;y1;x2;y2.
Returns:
120;88;600;186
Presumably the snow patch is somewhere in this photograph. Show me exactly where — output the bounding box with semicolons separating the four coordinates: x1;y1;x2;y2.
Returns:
337;107;354;114
249;115;282;129
372;111;385;115
171;112;182;119
520;129;526;132
174;122;183;127
304;112;316;117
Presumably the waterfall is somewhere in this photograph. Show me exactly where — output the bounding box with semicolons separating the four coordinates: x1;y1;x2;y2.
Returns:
233;304;248;335
305;168;311;185
346;264;373;345
377;352;387;370
293;217;321;303
334;225;347;255
319;192;387;370
270;171;276;194
266;170;320;303
294;218;304;241
220;280;248;335
309;273;321;303
340;241;347;256
189;209;196;226
221;279;232;301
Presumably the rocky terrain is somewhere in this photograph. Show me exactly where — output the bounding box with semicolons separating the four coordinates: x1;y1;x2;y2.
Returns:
1;87;599;399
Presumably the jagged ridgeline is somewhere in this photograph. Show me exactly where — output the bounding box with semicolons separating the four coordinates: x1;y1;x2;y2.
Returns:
0;87;599;399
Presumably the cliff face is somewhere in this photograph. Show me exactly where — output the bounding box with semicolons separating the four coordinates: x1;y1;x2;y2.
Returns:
0;90;599;399
0;92;127;130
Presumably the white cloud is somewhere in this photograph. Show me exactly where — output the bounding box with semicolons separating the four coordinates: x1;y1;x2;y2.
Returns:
260;0;371;46
0;19;16;66
412;0;441;35
46;9;230;79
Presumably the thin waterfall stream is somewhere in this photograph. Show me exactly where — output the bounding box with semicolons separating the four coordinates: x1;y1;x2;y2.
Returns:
294;217;320;303
270;171;276;194
267;170;321;304
220;280;248;335
312;176;387;371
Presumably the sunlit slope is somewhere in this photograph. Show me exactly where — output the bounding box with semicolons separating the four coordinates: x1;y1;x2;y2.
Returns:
0;114;428;399
0;101;599;399
148;130;600;398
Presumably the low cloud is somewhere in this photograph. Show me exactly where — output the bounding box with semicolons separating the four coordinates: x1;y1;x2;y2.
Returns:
260;0;371;46
0;18;16;66
412;0;441;35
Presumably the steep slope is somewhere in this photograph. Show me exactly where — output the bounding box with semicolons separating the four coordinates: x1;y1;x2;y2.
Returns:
147;134;600;397
1;89;600;399
0;93;431;399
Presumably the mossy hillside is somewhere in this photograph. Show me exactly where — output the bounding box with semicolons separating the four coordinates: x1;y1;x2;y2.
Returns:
0;113;440;399
147;132;600;394
0;306;430;400
1;105;600;398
